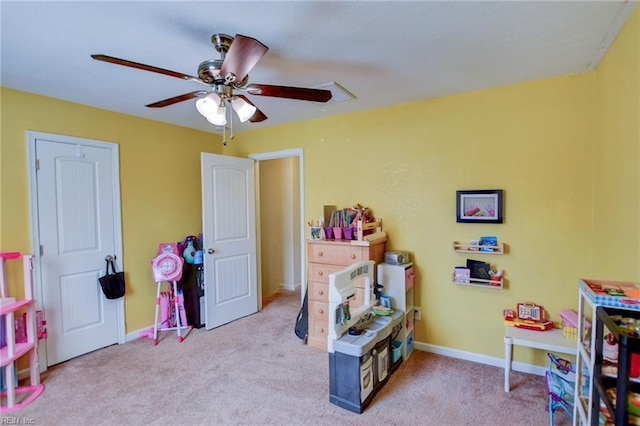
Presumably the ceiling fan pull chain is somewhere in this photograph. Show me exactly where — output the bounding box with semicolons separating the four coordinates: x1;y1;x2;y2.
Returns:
222;123;227;146
229;106;235;141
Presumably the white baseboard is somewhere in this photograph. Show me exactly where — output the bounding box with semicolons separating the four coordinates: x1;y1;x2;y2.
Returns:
280;282;296;291
414;341;547;377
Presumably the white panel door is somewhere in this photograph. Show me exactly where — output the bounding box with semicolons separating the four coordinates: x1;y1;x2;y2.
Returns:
201;153;258;329
34;136;122;365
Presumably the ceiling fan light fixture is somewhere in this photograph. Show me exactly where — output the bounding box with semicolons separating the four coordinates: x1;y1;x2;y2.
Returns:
232;97;257;122
206;105;227;126
195;93;221;118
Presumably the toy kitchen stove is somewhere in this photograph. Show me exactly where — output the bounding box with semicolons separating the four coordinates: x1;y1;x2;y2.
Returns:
327;260;404;413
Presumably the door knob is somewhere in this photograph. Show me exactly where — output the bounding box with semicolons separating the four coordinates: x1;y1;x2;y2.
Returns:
207;248;215;254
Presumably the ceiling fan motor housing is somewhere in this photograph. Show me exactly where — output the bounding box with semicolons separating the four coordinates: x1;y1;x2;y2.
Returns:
198;59;223;84
198;32;249;88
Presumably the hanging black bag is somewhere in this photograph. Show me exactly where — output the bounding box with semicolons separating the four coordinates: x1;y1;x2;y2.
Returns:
98;257;125;299
294;290;309;343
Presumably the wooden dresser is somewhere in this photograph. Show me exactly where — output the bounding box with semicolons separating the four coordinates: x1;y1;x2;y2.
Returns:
306;238;386;350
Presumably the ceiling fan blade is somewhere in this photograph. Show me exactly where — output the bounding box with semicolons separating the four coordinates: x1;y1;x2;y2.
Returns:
235;95;268;122
91;54;203;83
146;91;209;108
219;35;268;84
246;84;332;103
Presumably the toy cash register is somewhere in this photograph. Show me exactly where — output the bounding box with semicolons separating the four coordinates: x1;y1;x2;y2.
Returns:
503;302;553;331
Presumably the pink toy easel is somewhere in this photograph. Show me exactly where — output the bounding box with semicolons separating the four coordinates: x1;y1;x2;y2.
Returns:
150;244;192;345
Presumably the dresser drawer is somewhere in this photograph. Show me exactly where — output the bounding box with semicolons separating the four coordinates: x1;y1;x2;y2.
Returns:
307;263;345;284
308;281;329;302
307;243;367;265
310;300;328;322
309;301;328;342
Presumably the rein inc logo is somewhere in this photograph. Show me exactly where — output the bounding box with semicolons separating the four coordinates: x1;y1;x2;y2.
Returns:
0;417;35;425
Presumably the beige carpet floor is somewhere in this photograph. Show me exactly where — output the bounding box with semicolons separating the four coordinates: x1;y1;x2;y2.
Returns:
8;290;569;425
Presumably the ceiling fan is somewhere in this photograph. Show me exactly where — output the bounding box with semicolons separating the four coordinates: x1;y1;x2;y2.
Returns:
91;33;332;137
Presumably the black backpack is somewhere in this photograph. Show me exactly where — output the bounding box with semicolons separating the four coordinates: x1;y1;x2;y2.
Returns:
294;291;309;343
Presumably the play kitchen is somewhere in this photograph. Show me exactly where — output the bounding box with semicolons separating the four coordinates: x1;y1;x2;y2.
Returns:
327;259;413;413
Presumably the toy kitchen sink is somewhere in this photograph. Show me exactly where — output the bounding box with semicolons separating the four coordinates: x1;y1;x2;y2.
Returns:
332;310;403;357
327;260;405;414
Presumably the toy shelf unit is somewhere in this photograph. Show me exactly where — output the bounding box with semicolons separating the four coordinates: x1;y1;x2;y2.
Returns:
377;262;416;361
574;278;640;426
592;306;640;426
452;241;505;255
0;252;44;413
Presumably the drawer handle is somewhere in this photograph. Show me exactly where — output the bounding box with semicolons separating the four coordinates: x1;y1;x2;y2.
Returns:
319;309;324;314
319;328;324;333
318;290;324;295
318;271;323;276
350;254;356;259
318;251;323;256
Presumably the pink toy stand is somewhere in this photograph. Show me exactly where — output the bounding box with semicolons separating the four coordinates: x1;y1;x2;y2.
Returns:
150;248;192;345
0;252;45;412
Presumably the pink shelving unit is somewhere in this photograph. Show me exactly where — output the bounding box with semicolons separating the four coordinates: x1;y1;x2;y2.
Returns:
0;252;44;412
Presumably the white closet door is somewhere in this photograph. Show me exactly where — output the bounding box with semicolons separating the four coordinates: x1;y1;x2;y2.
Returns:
34;136;122;365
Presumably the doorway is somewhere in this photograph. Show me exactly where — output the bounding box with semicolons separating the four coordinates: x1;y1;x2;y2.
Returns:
250;149;304;305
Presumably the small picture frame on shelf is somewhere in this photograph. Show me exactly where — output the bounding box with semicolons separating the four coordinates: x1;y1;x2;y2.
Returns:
456;190;503;223
309;226;324;240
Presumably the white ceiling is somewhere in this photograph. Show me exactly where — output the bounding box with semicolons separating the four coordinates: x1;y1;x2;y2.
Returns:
1;1;637;135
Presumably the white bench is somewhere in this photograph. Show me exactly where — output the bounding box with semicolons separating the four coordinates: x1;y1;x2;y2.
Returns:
504;326;576;392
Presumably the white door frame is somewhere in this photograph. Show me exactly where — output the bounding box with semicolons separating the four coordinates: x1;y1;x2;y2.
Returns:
249;148;305;305
26;131;126;371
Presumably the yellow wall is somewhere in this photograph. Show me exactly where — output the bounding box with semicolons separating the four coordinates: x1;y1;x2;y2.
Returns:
592;6;640;280
259;158;290;297
225;73;595;363
0;88;221;332
224;7;639;364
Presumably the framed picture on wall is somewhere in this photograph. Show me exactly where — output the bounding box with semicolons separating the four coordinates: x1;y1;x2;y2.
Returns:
456;189;503;223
